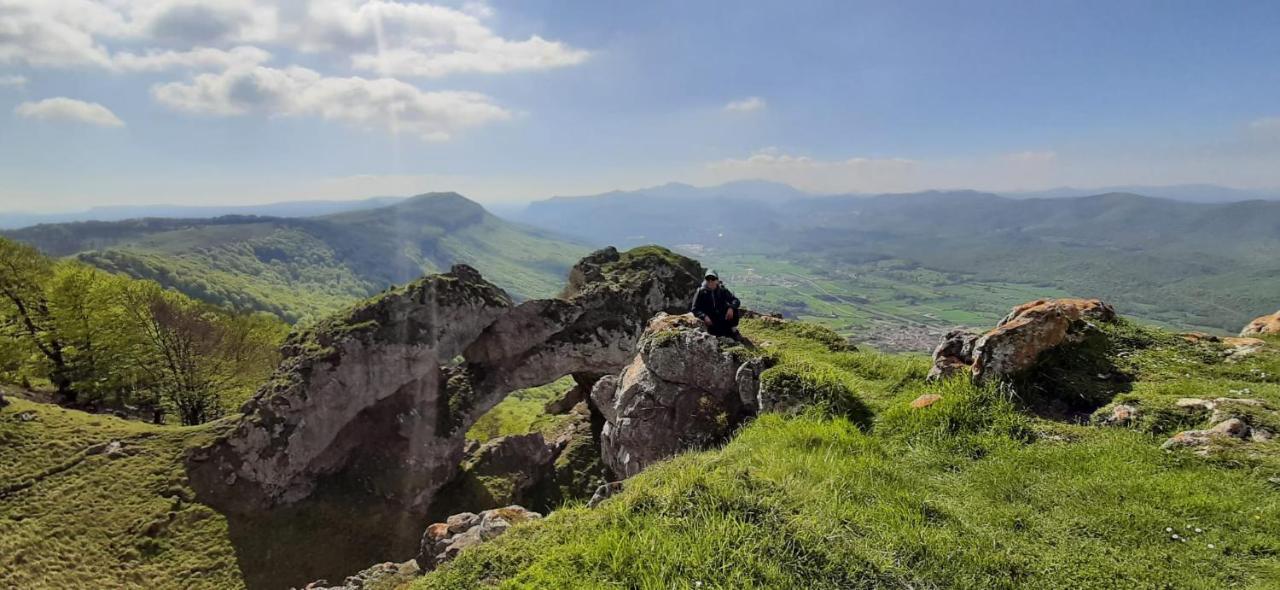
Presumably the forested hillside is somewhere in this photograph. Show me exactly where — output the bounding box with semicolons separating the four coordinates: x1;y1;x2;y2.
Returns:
5;194;588;323
0;238;286;424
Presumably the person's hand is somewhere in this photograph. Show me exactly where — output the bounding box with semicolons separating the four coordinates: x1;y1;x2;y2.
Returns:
702;316;713;326
725;308;734;321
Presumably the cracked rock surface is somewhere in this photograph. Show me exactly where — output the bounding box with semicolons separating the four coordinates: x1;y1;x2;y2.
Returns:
187;247;701;513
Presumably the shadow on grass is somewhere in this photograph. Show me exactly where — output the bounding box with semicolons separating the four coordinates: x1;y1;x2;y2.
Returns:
215;476;426;590
1011;322;1135;421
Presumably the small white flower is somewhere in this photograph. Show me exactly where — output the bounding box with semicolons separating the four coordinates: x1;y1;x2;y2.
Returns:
1208;544;1216;549
695;583;703;588
1195;528;1203;533
1165;527;1173;533
1171;534;1180;540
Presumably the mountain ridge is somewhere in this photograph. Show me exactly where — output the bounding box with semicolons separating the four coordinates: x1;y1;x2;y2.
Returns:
2;193;589;323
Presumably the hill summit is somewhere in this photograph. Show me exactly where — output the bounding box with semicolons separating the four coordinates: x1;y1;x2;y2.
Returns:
3;194;588;322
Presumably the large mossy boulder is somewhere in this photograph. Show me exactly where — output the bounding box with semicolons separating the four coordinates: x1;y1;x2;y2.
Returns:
592;313;760;478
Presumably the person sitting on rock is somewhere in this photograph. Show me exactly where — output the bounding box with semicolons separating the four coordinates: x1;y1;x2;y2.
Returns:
691;270;742;339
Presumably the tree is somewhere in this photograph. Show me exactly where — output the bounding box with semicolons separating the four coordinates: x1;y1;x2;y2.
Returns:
0;238;74;400
122;282;282;425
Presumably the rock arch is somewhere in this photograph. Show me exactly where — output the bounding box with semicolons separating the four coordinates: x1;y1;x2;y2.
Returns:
186;247;702;513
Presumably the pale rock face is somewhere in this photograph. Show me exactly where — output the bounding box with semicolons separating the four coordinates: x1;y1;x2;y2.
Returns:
592;313;758;478
187;247;702;513
927;299;1117;384
1241;310;1280;337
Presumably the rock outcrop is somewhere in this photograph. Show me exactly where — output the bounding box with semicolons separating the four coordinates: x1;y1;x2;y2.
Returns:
1161;418;1272;453
1241;310;1280;337
416;506;541;570
302;561;421;590
187;246;701;512
928;298;1117;384
591;313;759;478
430;401;606;516
1181;332;1269;360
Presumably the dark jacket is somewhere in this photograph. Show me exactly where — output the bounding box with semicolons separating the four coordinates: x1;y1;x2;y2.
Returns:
691;282;740;323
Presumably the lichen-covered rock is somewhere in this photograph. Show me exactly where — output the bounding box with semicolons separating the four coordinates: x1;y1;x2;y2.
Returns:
927;299;1117;384
1101;403;1140;426
188;246;701;513
592;313;756;478
1223;337;1267;360
429;433;558;517
927;330;979;381
187;265;513;511
416;506;541;570
973;299;1116;383
301;560;420;590
1241;310;1280;336
1162;418;1253;451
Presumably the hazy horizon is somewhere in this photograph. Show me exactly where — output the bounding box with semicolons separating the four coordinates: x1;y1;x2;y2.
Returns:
3;1;1280;211
5;178;1280;218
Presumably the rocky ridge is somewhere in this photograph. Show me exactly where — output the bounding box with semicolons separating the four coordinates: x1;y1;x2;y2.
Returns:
186;246;702;513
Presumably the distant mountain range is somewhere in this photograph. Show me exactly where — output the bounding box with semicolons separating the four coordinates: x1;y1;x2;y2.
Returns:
5;180;1278;332
0;196;408;229
4;194;588;322
515;184;1280;333
999;184;1280;203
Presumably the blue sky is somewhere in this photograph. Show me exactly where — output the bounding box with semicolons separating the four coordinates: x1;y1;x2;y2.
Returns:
1;0;1278;211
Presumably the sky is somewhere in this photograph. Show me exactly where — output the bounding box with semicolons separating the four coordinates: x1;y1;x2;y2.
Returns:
1;0;1279;212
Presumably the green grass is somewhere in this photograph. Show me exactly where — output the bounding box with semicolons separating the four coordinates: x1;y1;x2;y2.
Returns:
0;396;440;589
7;314;1280;590
413;320;1280;589
0;398;242;589
416;412;1280;589
702;253;1079;346
467;377;577;443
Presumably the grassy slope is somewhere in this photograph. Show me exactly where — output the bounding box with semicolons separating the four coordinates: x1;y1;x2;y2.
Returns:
414;319;1280;589
0;398;241;589
5;320;1280;589
0;395;443;590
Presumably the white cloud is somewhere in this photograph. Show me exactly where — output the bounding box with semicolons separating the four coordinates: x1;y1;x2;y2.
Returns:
0;0;586;77
723;96;766;113
151;65;511;140
0;0;123;68
14;96;124;127
0;74;26;87
130;0;278;45
302;1;589;77
111;45;271;72
0;0;273;68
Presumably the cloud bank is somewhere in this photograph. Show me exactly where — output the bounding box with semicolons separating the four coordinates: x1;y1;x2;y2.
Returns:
0;0;587;140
